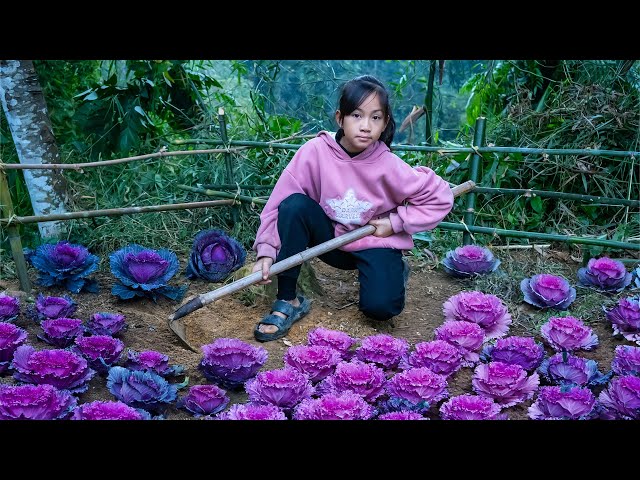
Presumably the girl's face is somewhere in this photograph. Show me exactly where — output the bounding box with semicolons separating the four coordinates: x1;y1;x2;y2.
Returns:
336;92;388;154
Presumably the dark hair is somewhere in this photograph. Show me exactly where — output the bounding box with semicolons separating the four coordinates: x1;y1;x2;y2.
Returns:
336;75;396;148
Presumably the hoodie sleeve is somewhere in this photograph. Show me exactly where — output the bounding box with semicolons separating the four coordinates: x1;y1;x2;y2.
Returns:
388;165;454;235
252;144;319;260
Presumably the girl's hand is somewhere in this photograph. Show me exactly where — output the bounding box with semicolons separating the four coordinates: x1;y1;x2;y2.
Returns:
368;217;394;238
252;256;274;284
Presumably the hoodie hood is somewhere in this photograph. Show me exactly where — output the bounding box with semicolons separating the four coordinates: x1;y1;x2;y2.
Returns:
316;130;390;164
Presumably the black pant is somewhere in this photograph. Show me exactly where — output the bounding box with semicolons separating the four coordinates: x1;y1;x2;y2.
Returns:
275;193;405;321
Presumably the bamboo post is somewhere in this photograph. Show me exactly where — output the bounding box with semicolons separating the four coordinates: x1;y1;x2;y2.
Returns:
176;184;267;205
463;117;486;245
0;169;31;292
217;108;240;225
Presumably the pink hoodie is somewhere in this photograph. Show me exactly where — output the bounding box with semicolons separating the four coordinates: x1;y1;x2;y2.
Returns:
253;131;454;260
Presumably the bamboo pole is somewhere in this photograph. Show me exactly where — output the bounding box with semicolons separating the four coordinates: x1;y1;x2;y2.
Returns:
0;170;31;292
176;184;267;205
474;186;640;207
217;108;239;225
463;117;486;245
1;199;234;225
201;184;275;191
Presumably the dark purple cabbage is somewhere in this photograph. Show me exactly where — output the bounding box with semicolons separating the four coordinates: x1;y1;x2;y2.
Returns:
481;336;545;371
26;294;77;323
611;345;640;376
538;352;611;387
604;296;640;345
0;322;28;374
85;312;127;336
199;338;268;390
37;317;84;347
245;367;314;411
124;349;185;377
441;245;501;278
528;385;598;420
577;257;632;292
177;384;230;417
72;335;125;375
520;274;576;310
71;400;152;420
185;229;246;282
598;374;640;420
0;383;77;420
106;366;183;413
0;293;20;323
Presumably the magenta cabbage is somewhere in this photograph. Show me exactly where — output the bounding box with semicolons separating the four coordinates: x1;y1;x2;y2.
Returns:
316;359;387;403
386;367;449;405
0;384;77;420
283;344;342;383
24;240;99;293
107;366;183;413
355;333;409;370
293;392;376;420
604;296;640;345
611;345;640;376
442;245;501;278
71;400;152;420
37;317;84;348
216;403;286;420
520;274;576;310
72;335;125;375
245;367;314;411
0;293;20;323
434;320;484;365
307;327;357;360
26;294;77;323
177;384;229;417
185;229;246;282
540;316;598;352
378;411;427;420
12;345;96;394
598;374;640;420
577;256;632;292
124;349;185;377
481;336;545;371
0;322;28;374
443;291;511;339
86;312;127;336
199;338;268;390
440;394;507;420
398;340;463;377
538;352;610;387
109;244;187;301
472;361;539;407
528;385;598;420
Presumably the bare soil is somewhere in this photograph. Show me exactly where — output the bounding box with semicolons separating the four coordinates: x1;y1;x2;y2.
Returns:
0;252;627;420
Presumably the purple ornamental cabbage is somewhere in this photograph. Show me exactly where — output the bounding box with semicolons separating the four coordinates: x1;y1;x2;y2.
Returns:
109;244;187;302
71;400;152;420
443;291;512;339
216;403;286;420
442;245;501;278
598;374;640;420
604;296;640;345
378;411;427;420
307;327;357;360
26;294;77;323
107;366;184;413
124;349;185;377
520;274;576;310
540;316;598;352
0;322;28;374
0;293;20;323
528;385;598;420
355;333;409;370
72;335;125;375
440;394;507;420
37;317;84;348
472;361;539;407
177;384;229;417
185;229;247;282
245;367;314;411
538;352;611;387
0;384;77;420
199;338;268;390
23;240;99;293
577;257;632;292
85;312;127;336
434;320;485;365
316;360;387;403
611;345;640;376
11;345;96;394
283;344;342;383
481;336;545;371
292;392;376;420
385;367;449;409
398;340;463;377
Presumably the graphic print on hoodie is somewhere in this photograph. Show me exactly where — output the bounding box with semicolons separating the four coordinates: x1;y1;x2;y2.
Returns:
252;131;454;261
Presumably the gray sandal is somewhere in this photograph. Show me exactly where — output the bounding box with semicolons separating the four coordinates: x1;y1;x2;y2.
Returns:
253;295;311;342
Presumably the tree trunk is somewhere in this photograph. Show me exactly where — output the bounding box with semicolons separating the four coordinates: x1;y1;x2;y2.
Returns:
0;60;68;239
